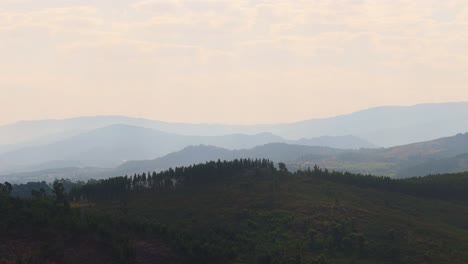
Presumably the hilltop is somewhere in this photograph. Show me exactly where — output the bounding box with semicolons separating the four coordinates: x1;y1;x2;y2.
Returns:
3;161;468;263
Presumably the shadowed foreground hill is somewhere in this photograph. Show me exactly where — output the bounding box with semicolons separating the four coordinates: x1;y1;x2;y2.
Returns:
76;164;468;263
3;160;467;263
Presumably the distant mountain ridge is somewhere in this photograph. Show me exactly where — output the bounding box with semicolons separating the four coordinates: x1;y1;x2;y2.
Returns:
291;135;376;149
297;132;468;177
0;125;286;174
1;102;468;182
1;102;468;147
118;132;468;178
0;124;375;174
2;132;468;182
397;153;468;178
117;143;347;175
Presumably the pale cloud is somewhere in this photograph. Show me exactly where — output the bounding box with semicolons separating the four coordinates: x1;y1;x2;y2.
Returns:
0;0;468;125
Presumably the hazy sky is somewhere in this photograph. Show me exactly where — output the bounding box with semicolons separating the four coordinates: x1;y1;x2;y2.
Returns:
1;0;468;125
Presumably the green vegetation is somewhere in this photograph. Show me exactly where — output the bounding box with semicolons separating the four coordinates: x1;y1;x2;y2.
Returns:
0;180;134;263
2;160;468;263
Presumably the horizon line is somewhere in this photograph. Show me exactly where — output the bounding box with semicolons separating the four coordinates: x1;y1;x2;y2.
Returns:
2;101;467;127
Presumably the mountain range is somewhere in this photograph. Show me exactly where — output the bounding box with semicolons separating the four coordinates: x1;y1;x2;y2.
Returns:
1;102;468;182
0;124;374;174
116;132;468;178
2;102;468;147
3;132;468;183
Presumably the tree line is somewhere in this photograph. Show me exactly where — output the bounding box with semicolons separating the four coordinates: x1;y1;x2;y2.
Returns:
68;160;468;203
70;158;276;201
297;165;468;201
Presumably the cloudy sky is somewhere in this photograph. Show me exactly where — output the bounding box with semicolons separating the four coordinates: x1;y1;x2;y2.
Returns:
1;0;468;125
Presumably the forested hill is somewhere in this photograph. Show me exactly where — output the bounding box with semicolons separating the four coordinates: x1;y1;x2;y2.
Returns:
77;160;468;203
3;160;468;263
116;143;346;175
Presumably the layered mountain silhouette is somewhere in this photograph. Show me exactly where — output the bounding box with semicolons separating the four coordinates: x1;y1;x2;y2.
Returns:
0;125;375;174
1;102;468;182
0;125;285;173
1;102;468;147
116;143;347;175
116;132;468;177
3;132;468;183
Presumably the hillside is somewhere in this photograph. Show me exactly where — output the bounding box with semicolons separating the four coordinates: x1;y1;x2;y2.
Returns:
289;135;376;149
3;132;468;182
5;161;465;263
120;132;468;177
397;153;468;178
296;132;468;177
116;143;347;175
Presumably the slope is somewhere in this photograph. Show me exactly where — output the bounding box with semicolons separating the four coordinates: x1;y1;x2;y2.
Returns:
71;162;468;264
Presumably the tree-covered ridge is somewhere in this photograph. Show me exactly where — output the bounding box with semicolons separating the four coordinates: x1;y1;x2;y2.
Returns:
297;166;468;201
71;158;276;201
71;159;468;203
2;160;468;263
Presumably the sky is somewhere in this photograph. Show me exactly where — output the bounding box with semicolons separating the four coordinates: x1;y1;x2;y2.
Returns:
1;0;468;125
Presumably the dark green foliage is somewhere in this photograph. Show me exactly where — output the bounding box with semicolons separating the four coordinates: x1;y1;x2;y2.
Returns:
278;162;288;173
298;166;468;201
11;181;51;198
70;158;276;202
0;181;12;195
0;181;133;263
3;160;468;263
65;161;468;263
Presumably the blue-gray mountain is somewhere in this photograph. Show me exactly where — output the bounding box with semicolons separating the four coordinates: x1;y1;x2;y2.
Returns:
0;125;284;173
1;102;467;147
0;125;373;174
1;102;468;182
116;132;468;178
3;132;468;183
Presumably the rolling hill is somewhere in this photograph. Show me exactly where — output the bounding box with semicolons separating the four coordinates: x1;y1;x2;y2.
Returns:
3;132;468;182
0;125;376;175
116;143;347;175
5;161;468;263
397;153;468;178
290;135;376;149
120;132;468;177
297;132;468;177
0;125;285;174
